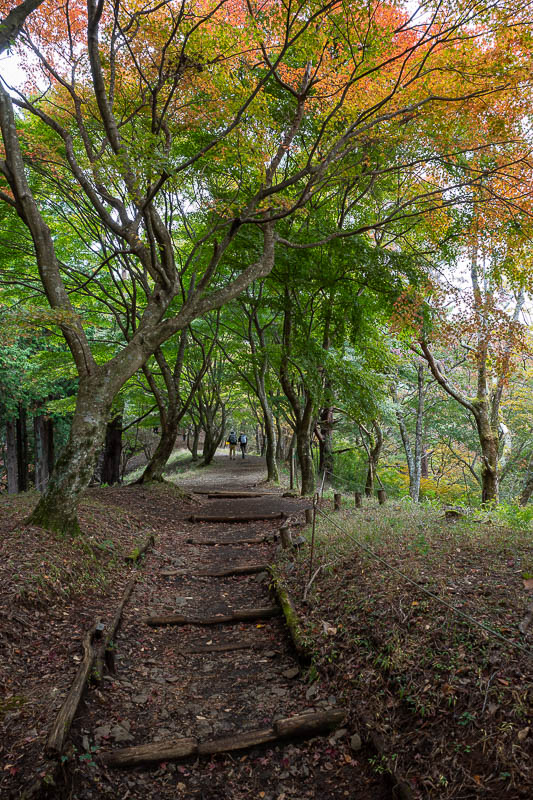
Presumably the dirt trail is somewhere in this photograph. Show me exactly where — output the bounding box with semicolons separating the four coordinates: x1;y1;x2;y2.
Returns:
69;456;389;799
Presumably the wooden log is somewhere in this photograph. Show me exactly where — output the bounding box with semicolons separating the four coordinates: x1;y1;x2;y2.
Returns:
47;625;98;757
269;572;311;661
144;606;281;627
193;490;278;497
102;737;198;768
206;492;278;499
189;513;284;523
274;709;346;738
125;533;155;562
102;710;346;768
161;564;269;578
186;535;272;546
182;641;258;654
93;578;136;685
198;728;277;755
334;493;341;511
279;525;292;549
377;488;387;505
354;491;362;508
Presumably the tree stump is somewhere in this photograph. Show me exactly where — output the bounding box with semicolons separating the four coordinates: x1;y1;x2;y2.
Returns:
354;491;362;508
279;525;292;549
305;508;313;524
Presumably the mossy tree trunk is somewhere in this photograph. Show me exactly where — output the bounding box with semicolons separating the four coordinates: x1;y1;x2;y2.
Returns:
28;373;116;535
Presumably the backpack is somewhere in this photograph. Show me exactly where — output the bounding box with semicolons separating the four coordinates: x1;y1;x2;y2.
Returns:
240;434;247;444
228;432;237;444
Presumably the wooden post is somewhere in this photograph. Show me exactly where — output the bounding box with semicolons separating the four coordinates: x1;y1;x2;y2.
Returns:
354;491;362;508
280;525;292;549
334;493;341;511
305;508;313;524
377;488;387;505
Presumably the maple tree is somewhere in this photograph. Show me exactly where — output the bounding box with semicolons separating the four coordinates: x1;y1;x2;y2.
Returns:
1;0;533;530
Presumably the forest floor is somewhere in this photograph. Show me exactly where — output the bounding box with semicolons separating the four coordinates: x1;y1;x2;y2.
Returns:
1;452;532;799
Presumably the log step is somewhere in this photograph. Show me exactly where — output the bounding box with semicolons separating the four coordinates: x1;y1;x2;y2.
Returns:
189;513;284;523
207;492;279;498
144;606;280;627
101;709;346;767
186;536;273;546
193;490;279;498
160;564;269;578
182;641;258;654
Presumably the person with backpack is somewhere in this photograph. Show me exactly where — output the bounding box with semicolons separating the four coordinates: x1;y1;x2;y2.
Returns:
238;432;248;459
227;429;237;460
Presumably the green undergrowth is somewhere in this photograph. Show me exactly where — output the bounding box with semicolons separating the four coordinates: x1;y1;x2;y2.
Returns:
283;499;533;798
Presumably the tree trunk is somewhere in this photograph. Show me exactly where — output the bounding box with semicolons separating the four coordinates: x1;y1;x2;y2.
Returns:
475;410;499;504
257;388;278;482
202;405;225;466
28;375;115;535
189;424;200;461
100;412;123;485
137;414;179;483
421;447;429;478
275;417;283;461
364;423;383;498
295;420;315;495
262;408;279;483
34;414;54;492
16;404;28;491
5;420;18;494
318;405;334;477
519;455;533;506
395;364;424;502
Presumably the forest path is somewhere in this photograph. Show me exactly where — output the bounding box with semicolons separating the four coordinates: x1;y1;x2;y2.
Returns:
69;457;389;799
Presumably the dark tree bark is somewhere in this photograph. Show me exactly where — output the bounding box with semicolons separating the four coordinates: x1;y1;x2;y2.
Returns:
362;422;383;497
188;423;200;462
34;413;54;492
0;0;45;54
317;405;334;476
5;420;19;494
201;402;226;465
421;447;429;479
519;455;533;506
16;405;28;492
100;412;123;485
275;417;283;461
279;296;315;495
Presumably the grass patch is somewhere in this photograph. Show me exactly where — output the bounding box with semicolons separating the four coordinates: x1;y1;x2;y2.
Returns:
283;498;533;798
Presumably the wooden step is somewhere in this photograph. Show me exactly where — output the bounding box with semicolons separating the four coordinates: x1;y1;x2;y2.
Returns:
160;564;269;578
102;709;346;767
143;606;281;627
189;512;284;523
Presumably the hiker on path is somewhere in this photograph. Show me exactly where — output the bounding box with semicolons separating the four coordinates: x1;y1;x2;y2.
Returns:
227;429;237;460
238;432;248;459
